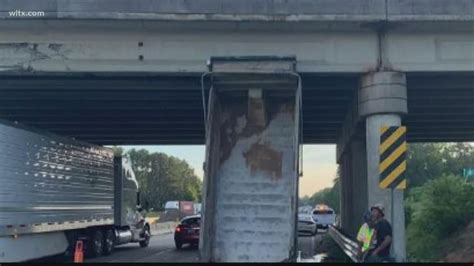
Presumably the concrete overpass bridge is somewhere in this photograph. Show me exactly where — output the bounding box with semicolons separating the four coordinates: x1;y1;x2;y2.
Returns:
1;0;473;262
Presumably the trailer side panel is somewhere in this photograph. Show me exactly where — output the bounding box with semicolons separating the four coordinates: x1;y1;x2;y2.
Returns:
0;121;114;236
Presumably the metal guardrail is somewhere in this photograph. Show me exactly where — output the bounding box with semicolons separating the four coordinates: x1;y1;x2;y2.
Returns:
328;225;360;263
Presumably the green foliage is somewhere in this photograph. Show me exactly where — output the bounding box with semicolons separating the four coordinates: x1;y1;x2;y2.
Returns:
125;148;202;211
406;143;474;190
406;143;447;188
405;143;474;261
442;143;474;176
406;175;474;261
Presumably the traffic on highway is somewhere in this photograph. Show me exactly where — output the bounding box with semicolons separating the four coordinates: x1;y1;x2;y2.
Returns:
32;211;328;263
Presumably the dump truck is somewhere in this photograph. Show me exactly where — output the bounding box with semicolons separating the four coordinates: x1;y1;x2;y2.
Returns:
200;57;302;262
0;120;150;262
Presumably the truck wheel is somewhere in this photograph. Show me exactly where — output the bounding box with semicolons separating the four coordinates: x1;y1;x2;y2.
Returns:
139;225;151;248
88;230;104;258
175;241;182;250
103;229;115;255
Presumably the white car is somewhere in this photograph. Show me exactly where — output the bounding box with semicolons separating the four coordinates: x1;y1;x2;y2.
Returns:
312;205;336;229
298;213;317;236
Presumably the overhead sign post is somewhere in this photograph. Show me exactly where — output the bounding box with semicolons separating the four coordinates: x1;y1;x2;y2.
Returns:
379;126;407;190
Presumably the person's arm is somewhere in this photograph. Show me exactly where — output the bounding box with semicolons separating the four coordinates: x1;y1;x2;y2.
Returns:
372;235;392;256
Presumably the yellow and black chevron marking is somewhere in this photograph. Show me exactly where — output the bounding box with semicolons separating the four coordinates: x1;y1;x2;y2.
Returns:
379;126;407;190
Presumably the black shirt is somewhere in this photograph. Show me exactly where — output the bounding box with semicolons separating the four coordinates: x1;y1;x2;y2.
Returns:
373;219;392;257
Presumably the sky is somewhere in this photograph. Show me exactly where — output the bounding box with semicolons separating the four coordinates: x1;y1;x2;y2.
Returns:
121;144;338;197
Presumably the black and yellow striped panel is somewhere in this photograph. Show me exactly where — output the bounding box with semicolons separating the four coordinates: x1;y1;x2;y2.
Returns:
379;126;407;190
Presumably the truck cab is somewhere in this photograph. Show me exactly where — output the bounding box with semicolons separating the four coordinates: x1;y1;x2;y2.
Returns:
112;155;151;250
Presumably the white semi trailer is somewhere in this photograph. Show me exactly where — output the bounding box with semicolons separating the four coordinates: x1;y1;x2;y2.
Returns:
0;120;151;262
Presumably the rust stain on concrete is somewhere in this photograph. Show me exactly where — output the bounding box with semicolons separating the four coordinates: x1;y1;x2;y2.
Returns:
219;97;268;165
243;142;282;181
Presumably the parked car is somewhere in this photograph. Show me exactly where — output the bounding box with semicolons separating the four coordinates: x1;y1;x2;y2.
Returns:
312;204;336;229
174;215;201;249
298;213;317;236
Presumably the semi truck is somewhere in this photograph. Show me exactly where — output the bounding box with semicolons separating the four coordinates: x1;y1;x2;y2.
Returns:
0;120;151;262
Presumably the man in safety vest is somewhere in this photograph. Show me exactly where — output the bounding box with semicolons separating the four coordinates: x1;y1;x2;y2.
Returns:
356;210;375;261
365;203;395;262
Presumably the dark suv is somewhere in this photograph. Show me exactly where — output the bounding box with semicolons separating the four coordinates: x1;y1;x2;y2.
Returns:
174;215;201;249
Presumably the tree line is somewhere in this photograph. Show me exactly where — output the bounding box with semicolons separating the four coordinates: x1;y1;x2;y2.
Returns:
113;147;202;212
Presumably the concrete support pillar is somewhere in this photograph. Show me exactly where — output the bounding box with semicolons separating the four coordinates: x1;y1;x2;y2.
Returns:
349;139;368;237
337;71;407;261
338;137;367;238
360;72;407;262
338;149;351;233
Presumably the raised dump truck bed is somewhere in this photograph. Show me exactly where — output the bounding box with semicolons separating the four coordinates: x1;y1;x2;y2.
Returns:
200;57;302;262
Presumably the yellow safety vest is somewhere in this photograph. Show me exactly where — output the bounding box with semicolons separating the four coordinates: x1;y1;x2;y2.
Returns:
357;223;375;252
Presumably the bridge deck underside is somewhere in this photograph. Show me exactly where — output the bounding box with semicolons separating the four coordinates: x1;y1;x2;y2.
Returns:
0;73;472;145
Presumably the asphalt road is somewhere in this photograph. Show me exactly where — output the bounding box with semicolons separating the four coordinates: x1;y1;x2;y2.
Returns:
298;231;324;260
35;231;324;262
88;233;200;263
85;231;324;262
